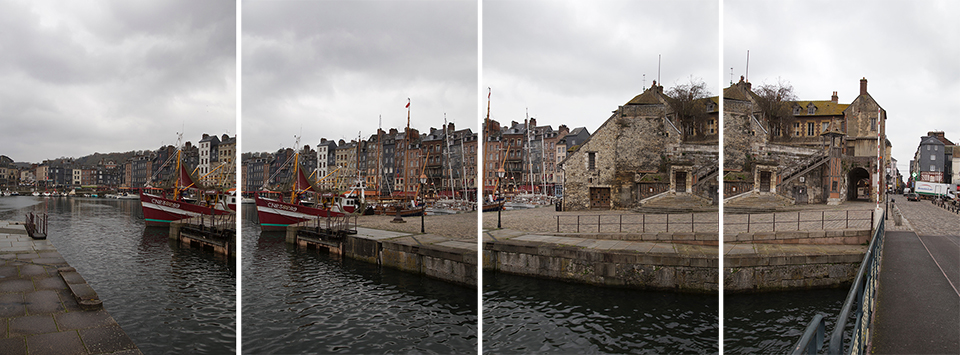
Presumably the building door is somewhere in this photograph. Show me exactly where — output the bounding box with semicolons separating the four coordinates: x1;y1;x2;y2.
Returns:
794;186;808;204
590;187;611;209
760;171;772;192
675;172;687;193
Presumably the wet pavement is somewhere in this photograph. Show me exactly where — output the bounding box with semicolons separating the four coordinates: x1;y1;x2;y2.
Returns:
0;221;140;355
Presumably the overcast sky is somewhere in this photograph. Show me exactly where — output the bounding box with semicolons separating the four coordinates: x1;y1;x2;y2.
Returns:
0;0;236;163
242;0;478;153
484;0;719;133
725;0;959;176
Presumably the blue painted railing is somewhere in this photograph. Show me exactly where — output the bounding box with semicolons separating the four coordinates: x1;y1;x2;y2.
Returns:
791;207;885;354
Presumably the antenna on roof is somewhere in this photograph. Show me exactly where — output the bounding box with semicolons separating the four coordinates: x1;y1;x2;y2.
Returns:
730;67;734;85
657;54;661;86
643;74;646;88
745;50;750;82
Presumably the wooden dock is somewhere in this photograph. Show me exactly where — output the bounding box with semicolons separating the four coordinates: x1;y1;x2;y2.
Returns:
169;214;236;256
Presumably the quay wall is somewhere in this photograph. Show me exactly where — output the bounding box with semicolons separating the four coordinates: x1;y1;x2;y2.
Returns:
288;226;477;287
724;229;870;245
483;239;718;293
549;232;718;245
724;251;863;292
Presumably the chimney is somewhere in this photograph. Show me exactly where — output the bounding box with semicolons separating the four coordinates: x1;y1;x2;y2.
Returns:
530;118;537;127
831;91;838;103
860;77;868;96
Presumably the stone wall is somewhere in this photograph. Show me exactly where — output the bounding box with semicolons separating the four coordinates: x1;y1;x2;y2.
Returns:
724;254;861;292
483;240;718;292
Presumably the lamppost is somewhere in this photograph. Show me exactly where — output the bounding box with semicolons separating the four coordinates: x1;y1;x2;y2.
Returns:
420;173;427;234
497;167;505;229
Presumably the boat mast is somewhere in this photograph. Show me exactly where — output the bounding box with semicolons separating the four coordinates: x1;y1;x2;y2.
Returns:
377;115;382;200
445;113;454;201
290;135;301;204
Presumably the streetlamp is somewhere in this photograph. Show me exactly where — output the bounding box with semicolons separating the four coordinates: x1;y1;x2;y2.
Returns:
497;167;505;229
419;173;427;234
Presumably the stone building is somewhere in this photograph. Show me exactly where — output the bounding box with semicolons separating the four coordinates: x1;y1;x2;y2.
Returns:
560;82;719;210
724;77;890;206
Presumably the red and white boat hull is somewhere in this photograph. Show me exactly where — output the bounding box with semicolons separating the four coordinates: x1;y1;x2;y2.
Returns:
140;193;232;226
255;195;343;230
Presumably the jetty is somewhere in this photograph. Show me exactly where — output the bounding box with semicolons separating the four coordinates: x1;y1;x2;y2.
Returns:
0;220;140;354
169;214;236;256
284;214;477;286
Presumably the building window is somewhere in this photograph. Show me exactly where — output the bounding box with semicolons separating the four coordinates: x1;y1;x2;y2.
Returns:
931;165;936;171
807;122;815;136
794;122;801;136
931;155;936;161
871;118;877;131
822;122;829;132
587;152;596;170
808;104;815;115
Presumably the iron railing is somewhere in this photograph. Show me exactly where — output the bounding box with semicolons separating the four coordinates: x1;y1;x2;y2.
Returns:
792;208;885;354
556;213;717;233
724;210;873;233
302;214;358;235
790;314;826;355
24;212;48;239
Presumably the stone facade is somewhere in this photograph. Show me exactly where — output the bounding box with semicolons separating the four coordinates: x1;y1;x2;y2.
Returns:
724;77;889;206
561;83;719;210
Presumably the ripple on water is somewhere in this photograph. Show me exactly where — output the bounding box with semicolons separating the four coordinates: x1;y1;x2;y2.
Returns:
0;197;236;354
483;271;719;354
240;206;477;354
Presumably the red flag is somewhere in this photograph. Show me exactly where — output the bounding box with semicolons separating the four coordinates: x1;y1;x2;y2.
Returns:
405;99;410;108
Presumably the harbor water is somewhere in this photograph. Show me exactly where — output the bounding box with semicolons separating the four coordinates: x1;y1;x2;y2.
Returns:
240;205;478;354
0;196;236;354
483;271;719;354
724;288;854;354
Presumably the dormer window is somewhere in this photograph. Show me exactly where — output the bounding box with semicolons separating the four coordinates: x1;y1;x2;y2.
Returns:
793;106;801;115
807;103;816;115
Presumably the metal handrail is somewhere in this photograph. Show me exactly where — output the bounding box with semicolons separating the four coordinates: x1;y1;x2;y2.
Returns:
724;210;873;233
828;208;885;354
791;313;826;355
555;213;716;233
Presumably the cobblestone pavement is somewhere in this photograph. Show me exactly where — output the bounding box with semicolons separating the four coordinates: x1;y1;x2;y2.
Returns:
481;205;719;234
723;201;880;234
888;196;960;237
355;211;478;241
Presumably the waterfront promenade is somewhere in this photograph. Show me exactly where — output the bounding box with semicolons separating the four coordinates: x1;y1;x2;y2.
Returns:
0;221;140;355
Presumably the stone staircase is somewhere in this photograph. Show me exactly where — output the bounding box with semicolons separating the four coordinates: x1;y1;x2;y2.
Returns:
778;153;829;187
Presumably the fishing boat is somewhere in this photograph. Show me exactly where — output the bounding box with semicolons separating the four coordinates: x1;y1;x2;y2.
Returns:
254;144;346;230
140;136;233;226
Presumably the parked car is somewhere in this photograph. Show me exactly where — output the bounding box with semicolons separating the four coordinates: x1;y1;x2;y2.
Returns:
906;193;920;201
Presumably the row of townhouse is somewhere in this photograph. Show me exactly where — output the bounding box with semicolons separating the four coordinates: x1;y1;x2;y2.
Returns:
482;117;591;198
243;123;480;200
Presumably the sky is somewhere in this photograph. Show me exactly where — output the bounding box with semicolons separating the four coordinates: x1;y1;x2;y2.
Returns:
484;0;720;134
0;0;237;163
725;0;960;176
242;0;478;154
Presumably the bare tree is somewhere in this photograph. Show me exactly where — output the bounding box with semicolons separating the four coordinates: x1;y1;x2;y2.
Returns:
753;79;798;140
666;77;712;140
